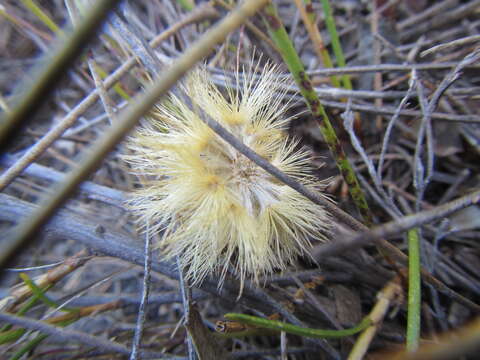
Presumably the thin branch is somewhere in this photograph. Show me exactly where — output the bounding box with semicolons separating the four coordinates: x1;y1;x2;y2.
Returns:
0;0;123;150
307;62;480;76
0;311;174;359
348;278;402;360
0;3;219;192
88;56;117;125
0;155;125;207
0;193;178;279
177;257;196;360
421;34;480;57
313;189;480;267
110;7;161;76
314;98;480;123
130;225;153;360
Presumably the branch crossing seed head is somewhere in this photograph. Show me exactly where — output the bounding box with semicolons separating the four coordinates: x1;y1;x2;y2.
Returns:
125;61;332;288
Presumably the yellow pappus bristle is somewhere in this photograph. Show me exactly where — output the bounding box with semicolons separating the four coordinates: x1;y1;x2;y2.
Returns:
124;60;332;289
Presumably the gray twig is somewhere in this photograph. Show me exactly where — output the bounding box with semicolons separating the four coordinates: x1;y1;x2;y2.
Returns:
342;100;402;218
306;62;480;76
313;189;480;264
378;70;417;182
299;98;480;123
130;225;153;360
0;155;125;207
0;311;175;359
110;6;161;76
177;257;197;360
88;56;117;124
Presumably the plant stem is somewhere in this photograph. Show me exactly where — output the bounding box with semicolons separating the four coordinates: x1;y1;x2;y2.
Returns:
295;0;340;87
224;313;372;339
263;3;372;224
407;228;421;351
348;278;401;359
320;0;352;90
20;0;62;34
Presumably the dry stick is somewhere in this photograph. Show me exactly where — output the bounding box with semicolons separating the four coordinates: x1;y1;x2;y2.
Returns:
0;155;125;207
399;0;480;40
0;3;218;192
211;74;420;100
0;0;271;269
316;98;480;123
421;34;480;57
308;62;480;75
88;57;117;125
347;278;402;360
129;227;152;360
1;250;90;312
66;0;117;124
397;0;458;31
0;311;171;359
0;0;123;150
177;257;196;360
313;190;480;286
109;9;162;77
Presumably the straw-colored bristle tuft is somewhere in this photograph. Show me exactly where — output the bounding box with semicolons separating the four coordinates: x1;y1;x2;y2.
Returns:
124;61;332;289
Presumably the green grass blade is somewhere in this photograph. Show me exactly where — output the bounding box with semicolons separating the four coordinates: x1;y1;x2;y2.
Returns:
9;333;48;360
20;0;62;34
19;273;75;312
225;313;372;339
319;0;352;90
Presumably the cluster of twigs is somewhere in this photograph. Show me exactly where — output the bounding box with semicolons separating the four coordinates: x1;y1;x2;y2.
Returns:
0;0;479;359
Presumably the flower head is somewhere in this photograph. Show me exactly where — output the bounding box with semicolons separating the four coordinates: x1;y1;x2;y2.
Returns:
125;61;331;287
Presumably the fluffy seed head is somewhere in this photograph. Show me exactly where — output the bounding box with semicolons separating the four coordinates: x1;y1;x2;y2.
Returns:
125;62;331;287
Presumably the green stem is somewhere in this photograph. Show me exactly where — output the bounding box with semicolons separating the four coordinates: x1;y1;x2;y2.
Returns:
20;273;75;312
0;283;54;333
225;313;372;339
407;228;421;351
9;334;48;360
20;0;62;34
263;3;372;224
176;0;194;11
320;0;352;90
300;0;340;87
0;329;26;345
